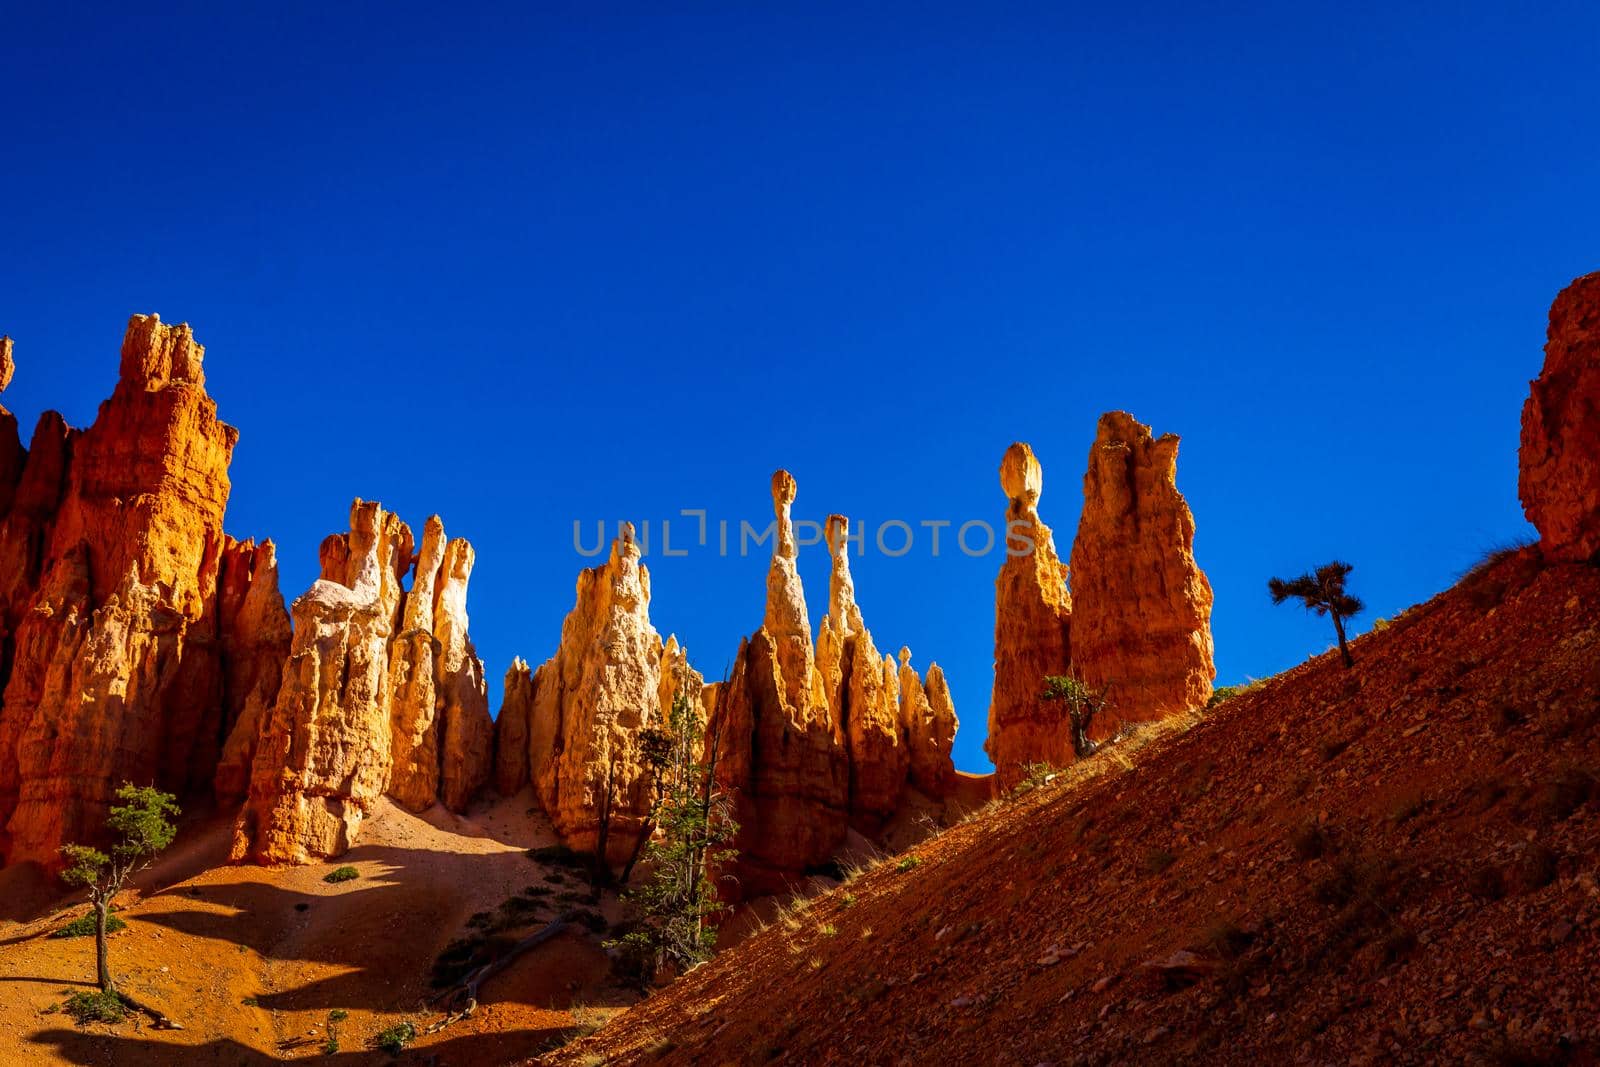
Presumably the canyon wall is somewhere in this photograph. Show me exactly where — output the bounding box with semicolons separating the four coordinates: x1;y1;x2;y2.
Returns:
0;317;288;866
1521;271;1600;564
229;501;493;864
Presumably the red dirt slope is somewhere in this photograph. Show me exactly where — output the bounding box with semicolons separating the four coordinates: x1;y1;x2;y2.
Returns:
0;791;630;1065
544;547;1600;1066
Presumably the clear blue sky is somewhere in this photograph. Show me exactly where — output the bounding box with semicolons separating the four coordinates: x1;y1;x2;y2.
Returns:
3;4;1596;773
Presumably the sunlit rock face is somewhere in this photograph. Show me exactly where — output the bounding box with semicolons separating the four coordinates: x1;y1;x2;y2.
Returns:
491;524;704;866
229;502;492;865
0;316;288;866
984;420;1214;786
1068;412;1215;731
1522;271;1600;564
985;442;1074;789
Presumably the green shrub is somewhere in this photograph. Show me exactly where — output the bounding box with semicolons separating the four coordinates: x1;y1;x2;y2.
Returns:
324;865;360;884
64;990;126;1025
896;855;921;873
51;913;127;939
374;1020;416;1054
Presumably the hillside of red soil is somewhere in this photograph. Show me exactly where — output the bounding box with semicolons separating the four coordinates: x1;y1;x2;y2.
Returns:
544;547;1600;1066
0;792;635;1065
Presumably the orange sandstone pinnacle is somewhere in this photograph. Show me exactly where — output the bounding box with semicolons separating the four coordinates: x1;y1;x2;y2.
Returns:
985;417;1215;788
986;442;1075;787
229;500;493;865
0;316;288;866
492;523;704;866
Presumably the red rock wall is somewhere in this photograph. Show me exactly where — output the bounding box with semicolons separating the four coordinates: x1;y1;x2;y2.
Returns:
1521;271;1600;563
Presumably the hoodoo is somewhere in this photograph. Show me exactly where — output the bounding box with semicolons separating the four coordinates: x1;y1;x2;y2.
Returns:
1521;271;1600;563
1069;411;1215;728
713;474;961;895
984;442;1074;788
713;474;850;894
229;501;493;865
492;523;703;866
985;417;1214;786
0;317;287;866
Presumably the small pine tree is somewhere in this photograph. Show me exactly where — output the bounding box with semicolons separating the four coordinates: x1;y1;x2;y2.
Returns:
58;783;180;995
1040;675;1114;758
1269;561;1365;668
614;690;738;978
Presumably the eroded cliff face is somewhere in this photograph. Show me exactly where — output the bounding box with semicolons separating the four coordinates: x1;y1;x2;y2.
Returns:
0;318;288;866
1069;412;1215;728
985;443;1074;787
985;423;1214;786
491;525;703;866
229;502;492;865
1522;271;1600;564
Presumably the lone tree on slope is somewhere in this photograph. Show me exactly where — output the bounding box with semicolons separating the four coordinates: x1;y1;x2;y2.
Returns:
1269;560;1365;668
1041;674;1115;759
58;783;180;1016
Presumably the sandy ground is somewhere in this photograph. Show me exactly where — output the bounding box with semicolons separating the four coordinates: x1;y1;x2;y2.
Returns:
0;789;631;1065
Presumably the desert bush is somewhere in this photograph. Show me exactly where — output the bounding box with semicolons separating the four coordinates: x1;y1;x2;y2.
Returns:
1010;761;1062;797
323;866;359;884
323;1008;348;1055
1459;538;1540;611
52;914;127;939
1208;676;1272;708
373;1020;416;1054
896;855;921;873
64;990;126;1025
